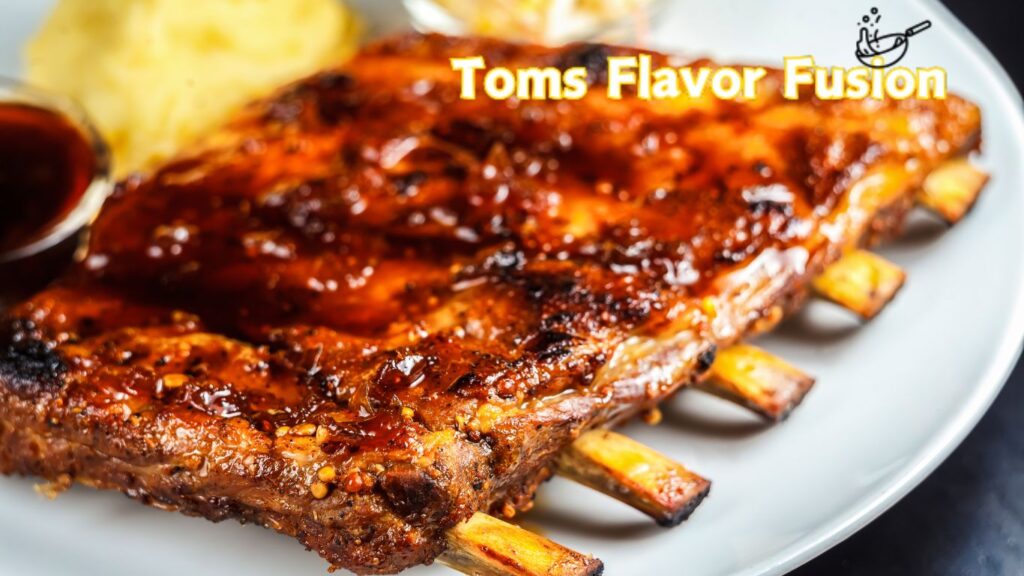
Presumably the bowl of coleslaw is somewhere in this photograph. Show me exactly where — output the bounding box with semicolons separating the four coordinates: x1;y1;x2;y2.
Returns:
403;0;666;44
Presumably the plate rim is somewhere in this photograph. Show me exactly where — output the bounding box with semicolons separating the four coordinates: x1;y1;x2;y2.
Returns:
745;2;1024;573
0;2;1022;575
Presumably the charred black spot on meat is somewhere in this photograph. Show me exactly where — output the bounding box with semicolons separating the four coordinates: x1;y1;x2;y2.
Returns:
310;73;362;124
696;345;717;374
557;44;611;85
391;171;427;197
522;275;577;304
528;330;578;362
312;71;355;92
433;118;502;158
267;71;359;125
448;372;483;396
0;338;67;396
540;312;574;333
378;464;443;518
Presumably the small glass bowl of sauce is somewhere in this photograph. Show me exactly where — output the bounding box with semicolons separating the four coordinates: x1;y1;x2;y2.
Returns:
0;78;112;305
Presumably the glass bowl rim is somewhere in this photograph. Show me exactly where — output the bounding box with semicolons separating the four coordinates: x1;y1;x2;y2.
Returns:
0;77;112;264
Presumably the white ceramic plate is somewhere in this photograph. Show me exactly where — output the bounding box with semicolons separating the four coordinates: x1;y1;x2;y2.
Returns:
1;1;1021;575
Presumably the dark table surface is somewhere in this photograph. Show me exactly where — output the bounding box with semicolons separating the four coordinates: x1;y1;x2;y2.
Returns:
793;3;1023;575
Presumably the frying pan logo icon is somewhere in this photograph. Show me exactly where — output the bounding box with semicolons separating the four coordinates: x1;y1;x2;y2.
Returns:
855;7;931;68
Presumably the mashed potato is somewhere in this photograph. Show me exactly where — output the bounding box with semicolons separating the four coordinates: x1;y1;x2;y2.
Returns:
26;0;360;175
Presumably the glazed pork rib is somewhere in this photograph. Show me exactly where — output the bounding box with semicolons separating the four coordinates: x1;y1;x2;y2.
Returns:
0;34;982;574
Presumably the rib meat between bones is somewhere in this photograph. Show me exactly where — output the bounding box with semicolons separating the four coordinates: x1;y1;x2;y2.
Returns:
0;34;981;574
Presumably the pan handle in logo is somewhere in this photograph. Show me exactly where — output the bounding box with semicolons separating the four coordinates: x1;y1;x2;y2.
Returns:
905;20;932;37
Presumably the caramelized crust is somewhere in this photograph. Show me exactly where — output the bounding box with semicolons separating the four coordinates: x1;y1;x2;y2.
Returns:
0;34;981;574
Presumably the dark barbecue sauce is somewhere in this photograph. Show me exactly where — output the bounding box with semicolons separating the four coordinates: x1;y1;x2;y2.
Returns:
0;102;97;306
0;102;94;253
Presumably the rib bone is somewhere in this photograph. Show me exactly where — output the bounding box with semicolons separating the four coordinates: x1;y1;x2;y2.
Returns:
554;430;710;527
918;158;989;224
698;344;815;421
812;250;906;319
442;512;604;576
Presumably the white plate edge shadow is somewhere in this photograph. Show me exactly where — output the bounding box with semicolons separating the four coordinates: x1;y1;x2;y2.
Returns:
745;3;1024;574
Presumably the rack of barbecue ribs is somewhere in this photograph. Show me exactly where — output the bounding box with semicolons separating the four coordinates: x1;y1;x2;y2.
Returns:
0;34;986;575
